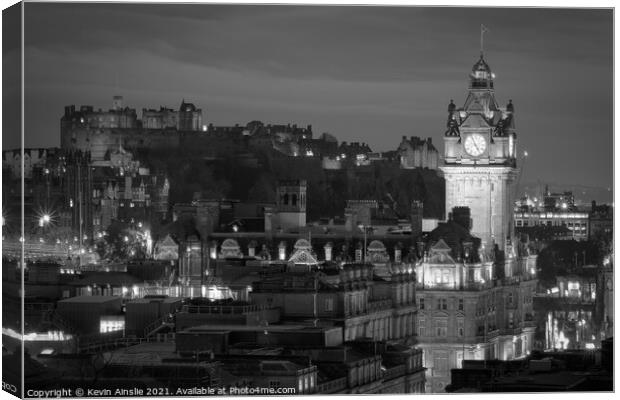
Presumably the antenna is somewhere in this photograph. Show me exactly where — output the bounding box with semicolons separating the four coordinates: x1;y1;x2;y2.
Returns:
481;24;490;56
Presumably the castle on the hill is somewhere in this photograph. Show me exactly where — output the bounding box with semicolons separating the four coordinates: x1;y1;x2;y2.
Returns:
60;96;439;171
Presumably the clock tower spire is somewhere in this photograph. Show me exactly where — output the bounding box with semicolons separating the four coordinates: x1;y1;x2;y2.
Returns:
440;52;518;254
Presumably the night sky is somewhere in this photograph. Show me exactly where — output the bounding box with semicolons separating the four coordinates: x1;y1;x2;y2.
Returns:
11;4;613;191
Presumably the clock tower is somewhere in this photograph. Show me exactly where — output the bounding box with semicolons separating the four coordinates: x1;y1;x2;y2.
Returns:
440;53;518;253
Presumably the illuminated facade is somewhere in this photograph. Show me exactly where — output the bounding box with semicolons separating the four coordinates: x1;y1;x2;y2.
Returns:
414;213;537;393
514;210;589;240
440;54;518;252
416;54;538;393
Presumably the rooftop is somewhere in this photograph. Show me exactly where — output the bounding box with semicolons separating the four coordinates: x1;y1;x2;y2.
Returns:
58;295;121;304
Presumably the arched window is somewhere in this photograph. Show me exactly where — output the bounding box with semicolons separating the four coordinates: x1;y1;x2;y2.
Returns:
283;193;289;205
292;194;298;206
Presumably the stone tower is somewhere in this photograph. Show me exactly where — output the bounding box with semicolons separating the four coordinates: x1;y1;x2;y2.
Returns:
276;179;307;230
440;53;518;254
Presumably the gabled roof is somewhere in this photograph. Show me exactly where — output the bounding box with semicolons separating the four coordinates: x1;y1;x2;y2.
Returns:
288;248;320;265
431;238;452;252
460;113;491;129
426;239;457;265
157;234;178;248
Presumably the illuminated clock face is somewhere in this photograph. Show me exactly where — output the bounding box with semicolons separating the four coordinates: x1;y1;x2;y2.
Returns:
464;134;487;157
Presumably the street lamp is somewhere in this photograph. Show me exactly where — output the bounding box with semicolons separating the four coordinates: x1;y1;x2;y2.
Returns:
358;224;372;263
39;214;51;227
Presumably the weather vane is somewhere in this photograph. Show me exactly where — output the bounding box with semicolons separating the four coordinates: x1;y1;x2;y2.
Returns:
481;24;490;56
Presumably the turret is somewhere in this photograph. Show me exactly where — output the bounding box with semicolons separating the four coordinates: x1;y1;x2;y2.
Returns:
469;54;494;89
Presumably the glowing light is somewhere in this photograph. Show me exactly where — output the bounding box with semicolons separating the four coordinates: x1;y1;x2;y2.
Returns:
556;330;570;350
232;225;239;233
100;318;124;334
585;343;596;350
561;202;568;210
124;236;129;242
202;125;208;132
3;328;72;342
523;150;528;157
145;230;152;255
305;150;314;157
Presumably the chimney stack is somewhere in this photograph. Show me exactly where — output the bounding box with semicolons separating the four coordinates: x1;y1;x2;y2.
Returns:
452;206;472;231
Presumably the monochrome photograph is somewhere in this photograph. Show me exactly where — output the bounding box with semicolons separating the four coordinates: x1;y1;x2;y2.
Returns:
1;1;614;397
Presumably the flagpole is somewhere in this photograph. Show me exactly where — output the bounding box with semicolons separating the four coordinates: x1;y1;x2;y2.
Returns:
480;24;490;57
481;24;484;55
